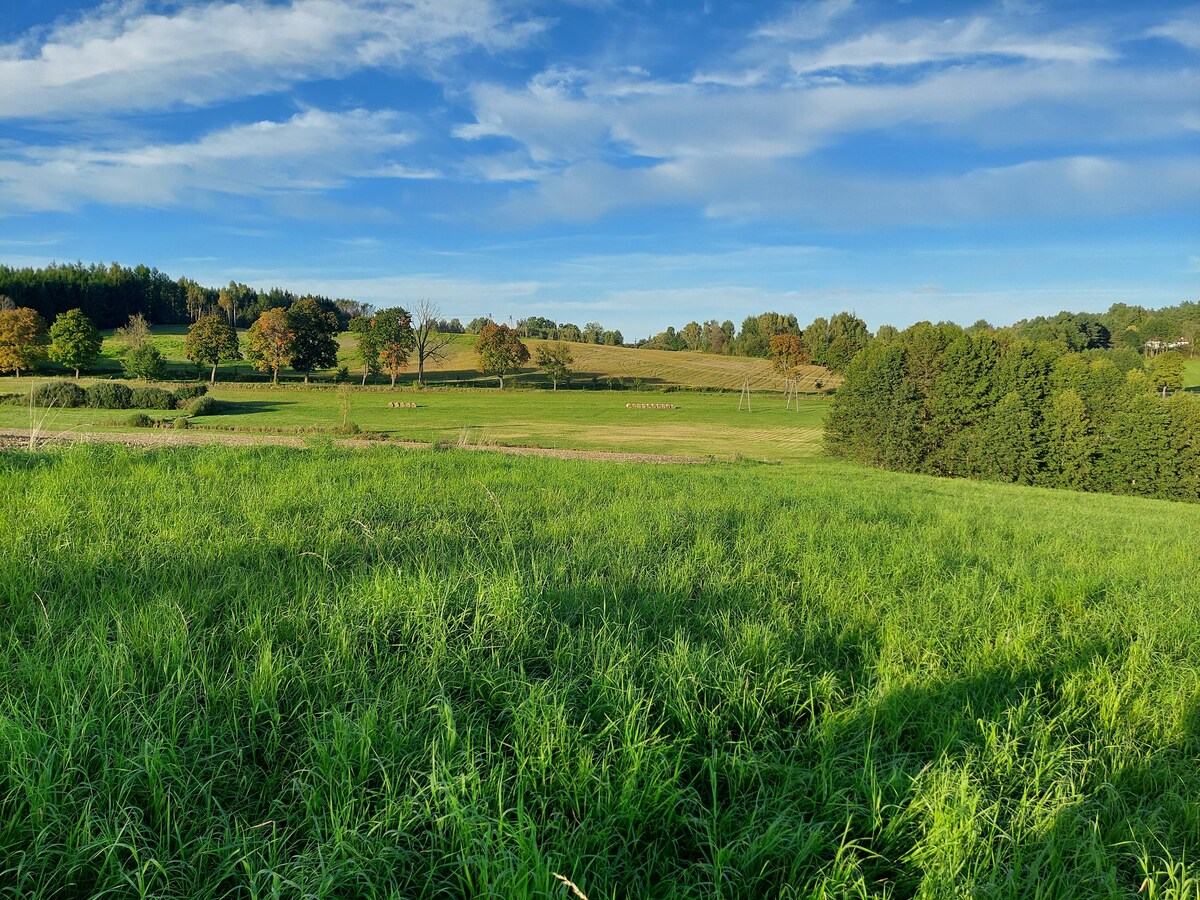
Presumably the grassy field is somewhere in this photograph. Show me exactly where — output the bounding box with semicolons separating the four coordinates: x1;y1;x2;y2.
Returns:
0;380;830;463
2;443;1199;897
63;328;832;392
1184;358;1200;389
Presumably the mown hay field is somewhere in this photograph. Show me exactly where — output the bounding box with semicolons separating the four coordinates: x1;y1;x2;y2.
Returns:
2;444;1199;897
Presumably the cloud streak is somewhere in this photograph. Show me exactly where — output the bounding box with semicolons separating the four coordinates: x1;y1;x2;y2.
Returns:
0;108;416;211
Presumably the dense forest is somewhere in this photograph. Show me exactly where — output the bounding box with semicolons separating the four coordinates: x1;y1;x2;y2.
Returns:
0;262;365;330
827;322;1199;502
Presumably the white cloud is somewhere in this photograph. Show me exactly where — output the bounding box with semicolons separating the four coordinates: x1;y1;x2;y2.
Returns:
789;15;1113;72
755;0;856;41
1149;13;1200;50
0;0;541;120
501;153;1200;227
457;61;1200;172
0;108;416;212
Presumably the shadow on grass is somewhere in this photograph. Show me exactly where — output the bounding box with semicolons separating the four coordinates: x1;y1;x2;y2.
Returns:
209;400;282;416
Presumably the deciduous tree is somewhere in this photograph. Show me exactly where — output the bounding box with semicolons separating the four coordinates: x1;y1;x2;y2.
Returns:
123;344;165;381
535;342;574;390
349;315;382;386
184;313;241;383
115;313;151;352
1148;350;1184;398
475;323;529;389
769;333;809;375
412;299;453;386
373;307;416;388
287;297;339;382
48;308;102;377
246;307;296;383
0;307;47;377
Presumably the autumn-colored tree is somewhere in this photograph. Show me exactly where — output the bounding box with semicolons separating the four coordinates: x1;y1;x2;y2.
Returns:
246;307;296;383
0;307;47;377
535;342;574;390
769;333;809;375
48;308;102;377
373;307;416;388
475;323;529;389
184;313;241;383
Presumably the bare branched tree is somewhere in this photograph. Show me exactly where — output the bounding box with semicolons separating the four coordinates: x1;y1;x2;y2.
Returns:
115;313;151;352
412;298;454;387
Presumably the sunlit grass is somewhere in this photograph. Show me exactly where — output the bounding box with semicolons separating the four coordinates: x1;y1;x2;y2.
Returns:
2;444;1199;897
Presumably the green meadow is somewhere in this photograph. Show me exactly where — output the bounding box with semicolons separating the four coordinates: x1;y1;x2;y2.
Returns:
0;381;829;463
2;443;1200;898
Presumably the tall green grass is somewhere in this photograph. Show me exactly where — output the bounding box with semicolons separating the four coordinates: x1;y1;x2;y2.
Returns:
2;445;1199;897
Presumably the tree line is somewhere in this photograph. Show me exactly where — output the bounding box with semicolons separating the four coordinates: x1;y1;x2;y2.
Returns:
827;322;1199;503
0;262;367;331
465;316;624;348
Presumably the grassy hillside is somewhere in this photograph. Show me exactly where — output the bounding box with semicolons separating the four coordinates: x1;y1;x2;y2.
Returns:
2;444;1199;897
68;328;833;391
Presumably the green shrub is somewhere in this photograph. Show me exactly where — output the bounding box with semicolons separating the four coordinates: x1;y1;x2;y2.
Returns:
173;416;191;430
188;395;217;416
130;386;176;410
31;381;86;408
85;382;133;409
174;384;208;403
126;412;153;427
123;344;165;381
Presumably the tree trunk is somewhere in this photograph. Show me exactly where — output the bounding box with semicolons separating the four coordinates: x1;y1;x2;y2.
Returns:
418;358;425;386
210;362;217;384
391;373;397;389
304;373;309;383
498;375;504;389
361;371;368;387
553;378;557;391
271;367;278;384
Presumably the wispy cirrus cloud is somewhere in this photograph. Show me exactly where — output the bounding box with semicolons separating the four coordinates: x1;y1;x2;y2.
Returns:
0;0;542;120
0;108;417;211
754;0;856;41
788;15;1114;72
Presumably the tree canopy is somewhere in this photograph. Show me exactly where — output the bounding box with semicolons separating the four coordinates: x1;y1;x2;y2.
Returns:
475;323;530;389
246;308;296;383
47;308;102;378
0;307;47;377
535;342;574;390
287;298;340;382
184;314;241;383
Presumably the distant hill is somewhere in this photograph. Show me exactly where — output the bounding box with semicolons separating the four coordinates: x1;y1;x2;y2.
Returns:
406;335;837;391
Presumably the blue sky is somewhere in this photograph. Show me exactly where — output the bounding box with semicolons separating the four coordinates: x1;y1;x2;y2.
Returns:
1;0;1198;336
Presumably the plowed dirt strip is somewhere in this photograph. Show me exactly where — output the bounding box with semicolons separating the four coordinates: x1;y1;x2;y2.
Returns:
0;428;708;464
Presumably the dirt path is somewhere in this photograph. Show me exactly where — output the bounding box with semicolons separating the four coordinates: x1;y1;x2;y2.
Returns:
0;427;709;465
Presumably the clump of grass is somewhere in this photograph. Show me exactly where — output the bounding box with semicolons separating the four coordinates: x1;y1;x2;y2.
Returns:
0;445;1198;897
